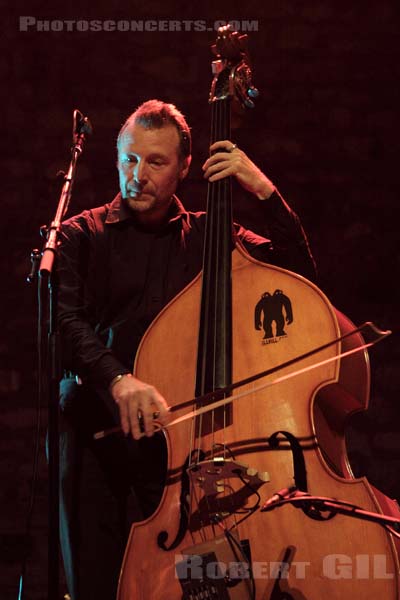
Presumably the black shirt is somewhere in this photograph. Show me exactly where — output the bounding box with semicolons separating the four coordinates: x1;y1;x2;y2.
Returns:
57;191;316;389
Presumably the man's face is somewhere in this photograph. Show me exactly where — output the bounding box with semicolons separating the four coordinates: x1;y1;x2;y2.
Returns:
117;122;190;224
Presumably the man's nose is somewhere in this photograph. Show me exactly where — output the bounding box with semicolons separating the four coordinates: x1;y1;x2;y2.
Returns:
133;159;147;183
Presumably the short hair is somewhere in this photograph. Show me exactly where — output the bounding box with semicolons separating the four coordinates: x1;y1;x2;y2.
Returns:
117;99;191;160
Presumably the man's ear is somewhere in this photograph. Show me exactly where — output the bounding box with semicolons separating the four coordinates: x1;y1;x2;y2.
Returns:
179;155;191;181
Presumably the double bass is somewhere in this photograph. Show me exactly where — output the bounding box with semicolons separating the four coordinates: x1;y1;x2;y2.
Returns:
117;27;400;599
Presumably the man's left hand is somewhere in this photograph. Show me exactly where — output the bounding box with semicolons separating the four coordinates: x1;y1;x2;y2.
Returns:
202;140;275;200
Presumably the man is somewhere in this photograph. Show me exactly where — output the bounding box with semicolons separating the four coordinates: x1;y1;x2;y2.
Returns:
57;99;315;599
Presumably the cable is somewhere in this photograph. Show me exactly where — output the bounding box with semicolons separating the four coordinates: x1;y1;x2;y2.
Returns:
229;471;261;527
224;528;256;600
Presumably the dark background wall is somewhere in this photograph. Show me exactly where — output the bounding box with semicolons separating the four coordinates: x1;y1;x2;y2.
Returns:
1;2;399;598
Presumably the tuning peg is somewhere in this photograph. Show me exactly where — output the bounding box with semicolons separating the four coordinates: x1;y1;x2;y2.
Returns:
248;86;259;99
244;98;255;109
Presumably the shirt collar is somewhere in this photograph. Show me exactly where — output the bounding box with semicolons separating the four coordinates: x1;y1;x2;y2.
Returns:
105;193;190;227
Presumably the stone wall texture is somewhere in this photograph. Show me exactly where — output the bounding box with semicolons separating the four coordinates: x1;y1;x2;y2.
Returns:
1;2;399;598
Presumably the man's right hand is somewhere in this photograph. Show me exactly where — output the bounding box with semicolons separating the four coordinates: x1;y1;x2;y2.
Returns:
110;374;170;440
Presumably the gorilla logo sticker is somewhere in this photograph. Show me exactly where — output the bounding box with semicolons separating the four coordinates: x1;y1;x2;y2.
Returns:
254;289;293;344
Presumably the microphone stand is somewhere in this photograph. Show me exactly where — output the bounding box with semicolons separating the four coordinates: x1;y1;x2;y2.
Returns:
261;488;400;529
27;110;92;600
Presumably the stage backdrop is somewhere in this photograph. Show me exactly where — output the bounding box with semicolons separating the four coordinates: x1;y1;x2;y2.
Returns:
1;3;399;598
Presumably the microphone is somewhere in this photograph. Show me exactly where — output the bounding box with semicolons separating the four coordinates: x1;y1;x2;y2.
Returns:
72;109;93;149
262;486;298;510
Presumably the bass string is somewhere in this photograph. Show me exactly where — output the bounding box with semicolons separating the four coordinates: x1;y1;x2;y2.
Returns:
189;97;233;533
213;97;232;526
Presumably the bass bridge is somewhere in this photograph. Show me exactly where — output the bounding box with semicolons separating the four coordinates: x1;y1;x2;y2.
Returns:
189;457;269;496
187;457;270;530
